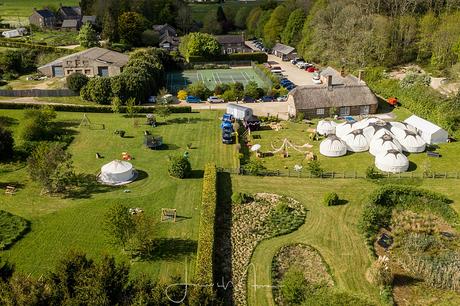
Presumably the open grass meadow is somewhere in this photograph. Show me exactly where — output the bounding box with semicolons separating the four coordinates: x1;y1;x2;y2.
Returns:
0;109;236;280
229;176;460;306
0;0;78;25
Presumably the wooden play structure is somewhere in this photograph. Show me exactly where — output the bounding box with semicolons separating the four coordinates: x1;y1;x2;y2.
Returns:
161;208;177;222
5;185;16;195
268;138;313;158
79;114;105;130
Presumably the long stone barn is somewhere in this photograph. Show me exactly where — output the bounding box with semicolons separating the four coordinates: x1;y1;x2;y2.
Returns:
287;67;379;119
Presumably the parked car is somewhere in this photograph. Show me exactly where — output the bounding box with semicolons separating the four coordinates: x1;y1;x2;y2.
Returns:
222;131;233;144
280;79;293;86
277;95;288;102
222;113;234;122
296;61;306;68
207;96;224;103
186;95;201;103
312;78;322;84
260;96;274;102
285;84;296;90
242;96;256;103
291;58;304;65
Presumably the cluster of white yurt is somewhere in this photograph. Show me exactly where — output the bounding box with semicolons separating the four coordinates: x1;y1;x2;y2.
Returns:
317;117;428;173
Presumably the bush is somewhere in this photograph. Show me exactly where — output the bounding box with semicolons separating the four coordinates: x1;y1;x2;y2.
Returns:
243;159;267;175
365;166;382;179
231;192;251;204
280;266;308;304
66;72;89;94
323;192;339;206
190;163;217;304
168;155;191;179
81;77;113;104
0;210;29;250
366;256;393;287
307;160;324;177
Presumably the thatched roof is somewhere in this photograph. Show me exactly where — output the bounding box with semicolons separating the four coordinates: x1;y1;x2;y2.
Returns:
289;83;378;110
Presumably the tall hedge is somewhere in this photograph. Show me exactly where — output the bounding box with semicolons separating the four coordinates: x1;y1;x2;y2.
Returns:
190;163;217;304
188;52;267;64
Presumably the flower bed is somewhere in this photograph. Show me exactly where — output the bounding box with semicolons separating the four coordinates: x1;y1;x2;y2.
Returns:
231;193;306;305
271;244;334;305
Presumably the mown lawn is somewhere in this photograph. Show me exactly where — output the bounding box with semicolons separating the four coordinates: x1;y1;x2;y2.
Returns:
230;176;460;306
0;109;236;280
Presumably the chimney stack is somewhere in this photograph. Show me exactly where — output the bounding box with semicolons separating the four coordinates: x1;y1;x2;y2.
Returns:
340;66;345;77
327;75;333;91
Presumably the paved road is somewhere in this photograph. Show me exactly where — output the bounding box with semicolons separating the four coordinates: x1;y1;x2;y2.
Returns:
267;54;317;86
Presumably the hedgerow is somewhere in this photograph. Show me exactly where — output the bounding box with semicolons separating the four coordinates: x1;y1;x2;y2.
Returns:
0;210;30;250
189;163;217;304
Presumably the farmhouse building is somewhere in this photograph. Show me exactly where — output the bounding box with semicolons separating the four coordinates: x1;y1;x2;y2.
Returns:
29;9;56;28
57;5;82;21
215;35;251;54
272;43;295;61
61;19;81;31
287;67;378;118
153;24;180;51
38;47;129;78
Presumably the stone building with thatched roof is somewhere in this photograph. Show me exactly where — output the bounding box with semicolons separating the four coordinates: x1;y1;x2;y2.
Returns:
287;67;378;119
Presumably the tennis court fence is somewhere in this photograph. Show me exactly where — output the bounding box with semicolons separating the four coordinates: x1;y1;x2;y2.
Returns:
251;61;273;90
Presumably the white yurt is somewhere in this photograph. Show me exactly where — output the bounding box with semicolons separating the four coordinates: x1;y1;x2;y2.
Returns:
371;128;395;141
375;149;409;173
363;120;392;140
342;129;369;152
354;117;379;130
320;135;347;157
99;160;137;185
369;133;403;156
389;121;417;134
316;120;337;136
335;121;356;138
392;129;426;153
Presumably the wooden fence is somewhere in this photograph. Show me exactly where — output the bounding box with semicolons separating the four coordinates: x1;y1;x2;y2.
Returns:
217;168;460;179
0;89;77;97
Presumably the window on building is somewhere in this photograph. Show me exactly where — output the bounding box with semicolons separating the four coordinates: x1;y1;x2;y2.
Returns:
340;106;350;116
360;105;370;115
227;48;233;54
316;108;325;115
98;66;109;77
75;69;82;74
75;60;81;66
82;60;88;65
84;69;91;75
66;61;72;65
66;69;73;75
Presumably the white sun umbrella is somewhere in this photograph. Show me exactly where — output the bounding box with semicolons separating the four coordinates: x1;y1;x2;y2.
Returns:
251;144;261;152
369;133;403;156
342;129;369;152
99;160;136;185
335;120;356;139
320;135;347;157
390;121;417;134
363;120;393;140
375;149;409;173
392;129;426;153
316;120;337;136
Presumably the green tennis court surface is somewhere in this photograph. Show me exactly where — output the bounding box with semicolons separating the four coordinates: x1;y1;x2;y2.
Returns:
167;68;268;92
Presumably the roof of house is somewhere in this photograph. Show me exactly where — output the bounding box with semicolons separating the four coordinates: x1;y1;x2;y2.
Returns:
215;35;244;45
160;32;180;45
153;24;176;35
320;66;362;86
61;19;80;28
404;115;446;134
289;83;378;110
59;6;81;18
272;43;295;55
33;9;55;18
39;47;129;70
82;16;97;24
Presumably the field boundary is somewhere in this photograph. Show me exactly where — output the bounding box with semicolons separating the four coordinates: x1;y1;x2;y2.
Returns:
0;89;77;97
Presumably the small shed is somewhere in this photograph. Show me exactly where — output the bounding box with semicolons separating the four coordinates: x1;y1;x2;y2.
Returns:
2;28;27;38
404;115;448;144
272;43;295;61
227;103;253;120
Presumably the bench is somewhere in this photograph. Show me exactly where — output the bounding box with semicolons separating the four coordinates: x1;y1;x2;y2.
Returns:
5;186;16;195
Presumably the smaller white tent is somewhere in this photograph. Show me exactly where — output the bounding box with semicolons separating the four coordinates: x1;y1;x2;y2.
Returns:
335;121;356;138
342;129;369;152
369;133;402;156
404;115;448;144
99;160;137;185
363;120;392;140
354;117;379;130
393;129;426;153
389;121;417;134
375;149;409;173
320;135;347;157
316;120;337;136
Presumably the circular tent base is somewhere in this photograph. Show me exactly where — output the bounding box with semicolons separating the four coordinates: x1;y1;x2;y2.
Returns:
97;170;139;186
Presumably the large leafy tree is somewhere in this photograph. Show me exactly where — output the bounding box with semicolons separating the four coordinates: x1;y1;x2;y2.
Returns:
104;203;136;250
263;5;289;47
78;23;99;48
281;9;305;46
0;127;14;161
179;33;221;61
118;11;147;46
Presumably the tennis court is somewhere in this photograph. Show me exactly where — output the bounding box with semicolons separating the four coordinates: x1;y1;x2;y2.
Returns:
166;68;268;93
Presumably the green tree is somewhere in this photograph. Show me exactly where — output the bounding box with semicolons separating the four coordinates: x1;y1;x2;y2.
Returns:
244;81;260;99
118;11;146;46
202;9;223;35
0;127;14;161
101;11;118;42
307;160;324;177
176;5;193;34
20;107;57;142
104;203;136;250
141;29;159;47
263;5;289;47
27;142;74;194
187;81;211;99
246;7;262;36
78;23;99;48
281;9;305;46
179;32;221;61
234;7;251;30
81;77;113;104
168;155;191;179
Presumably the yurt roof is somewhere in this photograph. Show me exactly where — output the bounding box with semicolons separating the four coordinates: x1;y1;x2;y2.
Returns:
101;160;133;174
377;149;409;166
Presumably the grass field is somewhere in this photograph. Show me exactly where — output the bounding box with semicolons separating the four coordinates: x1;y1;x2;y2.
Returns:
166;68;268;93
245;118;460;175
0;0;77;25
0;109;236;280
229;176;460;306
